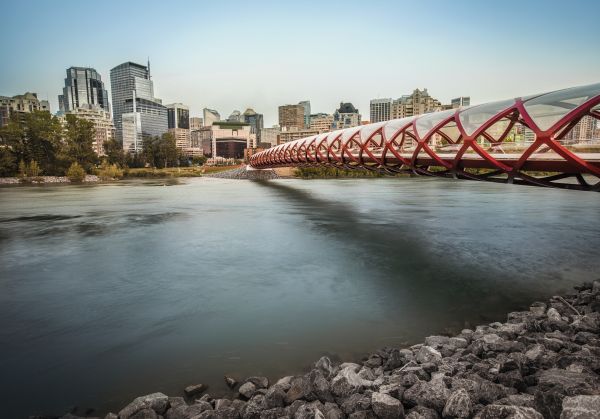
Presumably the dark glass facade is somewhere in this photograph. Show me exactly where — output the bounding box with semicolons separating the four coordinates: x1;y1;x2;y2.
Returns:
59;67;109;112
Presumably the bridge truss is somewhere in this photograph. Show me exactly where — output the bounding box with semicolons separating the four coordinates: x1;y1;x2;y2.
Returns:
250;83;600;191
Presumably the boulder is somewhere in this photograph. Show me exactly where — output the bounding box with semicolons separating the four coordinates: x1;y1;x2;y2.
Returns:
330;365;372;398
405;406;440;419
425;336;450;349
264;385;286;408
246;377;269;389
442;389;471;418
241;394;265;419
239;382;257;399
165;401;212;419
403;376;450;412
416;346;442;364
537;369;600;396
309;370;333;402
560;395;600;419
474;404;543;419
450;377;506;405
119;393;169;418
130;409;157;419
547;308;562;322
315;356;336;379
341;394;371;415
371;392;404;419
286;376;314;404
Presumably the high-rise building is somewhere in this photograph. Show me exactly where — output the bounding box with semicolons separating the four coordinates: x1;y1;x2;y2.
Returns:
370;98;392;123
278;104;305;130
227;110;242;122
565;115;597;143
203;108;220;126
201;121;255;159
60;107;115;156
166;103;191;149
299;101;311;128
58;67;110;113
278;128;320;144
332;102;361;130
190;117;203;130
0;92;51;127
242;108;264;141
110;61;167;149
451;97;471;108
309;113;333;132
391;89;442;119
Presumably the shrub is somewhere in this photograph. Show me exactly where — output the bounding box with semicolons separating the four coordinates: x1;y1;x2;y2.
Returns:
97;161;124;180
66;162;86;182
27;160;41;177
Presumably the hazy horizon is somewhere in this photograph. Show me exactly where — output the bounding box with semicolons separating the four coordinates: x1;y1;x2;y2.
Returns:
3;0;599;126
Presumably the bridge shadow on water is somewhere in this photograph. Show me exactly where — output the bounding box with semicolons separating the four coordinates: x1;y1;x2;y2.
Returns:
253;179;545;332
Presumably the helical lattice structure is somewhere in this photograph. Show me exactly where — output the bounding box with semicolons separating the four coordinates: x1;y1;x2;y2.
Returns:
250;83;600;191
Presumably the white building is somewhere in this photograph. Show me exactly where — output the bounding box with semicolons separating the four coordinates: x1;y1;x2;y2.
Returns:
369;98;392;123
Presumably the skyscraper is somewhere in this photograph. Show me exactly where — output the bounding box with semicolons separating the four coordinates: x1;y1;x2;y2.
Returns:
370;98;392;123
278;104;305;130
167;103;191;149
243;108;264;142
298;101;311;128
58;67;110;113
110;61;167;149
451;97;470;108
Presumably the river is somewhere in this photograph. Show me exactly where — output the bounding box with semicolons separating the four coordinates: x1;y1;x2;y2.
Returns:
0;177;599;418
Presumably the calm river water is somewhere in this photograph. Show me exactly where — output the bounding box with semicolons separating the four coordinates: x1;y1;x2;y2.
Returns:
1;178;599;418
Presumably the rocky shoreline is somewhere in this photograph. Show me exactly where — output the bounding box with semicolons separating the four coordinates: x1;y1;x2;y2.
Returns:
205;166;281;180
0;175;100;185
45;282;600;419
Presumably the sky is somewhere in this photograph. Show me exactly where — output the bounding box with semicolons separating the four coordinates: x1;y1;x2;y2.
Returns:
2;0;600;126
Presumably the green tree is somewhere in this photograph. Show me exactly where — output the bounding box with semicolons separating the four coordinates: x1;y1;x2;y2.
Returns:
66;162;86;182
0;147;17;176
27;160;41;177
103;139;126;167
61;114;97;172
97;160;124;180
0;111;62;175
192;155;207;166
142;133;178;168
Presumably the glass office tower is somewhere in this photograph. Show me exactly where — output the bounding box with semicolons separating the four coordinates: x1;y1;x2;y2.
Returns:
58;67;110;113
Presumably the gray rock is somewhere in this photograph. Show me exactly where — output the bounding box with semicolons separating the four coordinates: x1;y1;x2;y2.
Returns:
130;409;157;419
246;377;269;389
239;382;257;399
323;402;344;419
425;336;450;348
404;376;450;412
406;406;440;419
105;414;118;419
494;394;535;408
309;370;333;403
442;389;471;419
537;369;600;396
286;376;314;404
166;401;212;419
561;395;600;419
242;395;265;419
448;337;468;349
184;384;207;398
371;392;404;419
330;365;372;398
474;404;543;419
451;377;507;405
264;386;286;408
416;346;442;364
119;393;169;418
275;376;294;391
169;397;186;409
547;308;562;322
315;357;336;379
341;394;371;415
294;403;325;419
530;302;547;316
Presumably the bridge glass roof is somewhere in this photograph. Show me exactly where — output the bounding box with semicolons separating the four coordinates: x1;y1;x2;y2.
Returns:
523;83;600;131
459;99;514;136
415;109;454;139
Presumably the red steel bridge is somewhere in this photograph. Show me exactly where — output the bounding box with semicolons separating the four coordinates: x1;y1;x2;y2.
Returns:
250;83;600;191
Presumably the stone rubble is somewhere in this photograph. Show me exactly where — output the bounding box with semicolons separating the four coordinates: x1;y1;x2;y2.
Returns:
205;167;280;180
51;282;600;419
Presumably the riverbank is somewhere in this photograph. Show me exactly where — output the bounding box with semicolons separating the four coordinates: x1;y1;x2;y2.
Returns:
0;175;100;185
50;281;600;419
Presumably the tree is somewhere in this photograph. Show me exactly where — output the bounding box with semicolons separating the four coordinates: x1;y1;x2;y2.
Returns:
103;139;126;167
192;155;207;166
0;147;17;176
0;111;62;175
61;114;97;172
142;133;178;168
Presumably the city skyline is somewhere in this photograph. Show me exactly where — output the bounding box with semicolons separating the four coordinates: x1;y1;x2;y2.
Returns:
2;1;600;126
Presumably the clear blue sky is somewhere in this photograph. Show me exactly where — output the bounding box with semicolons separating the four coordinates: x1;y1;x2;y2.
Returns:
3;0;599;126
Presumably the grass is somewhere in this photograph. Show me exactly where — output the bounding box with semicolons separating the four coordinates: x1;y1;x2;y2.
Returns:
124;165;243;178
